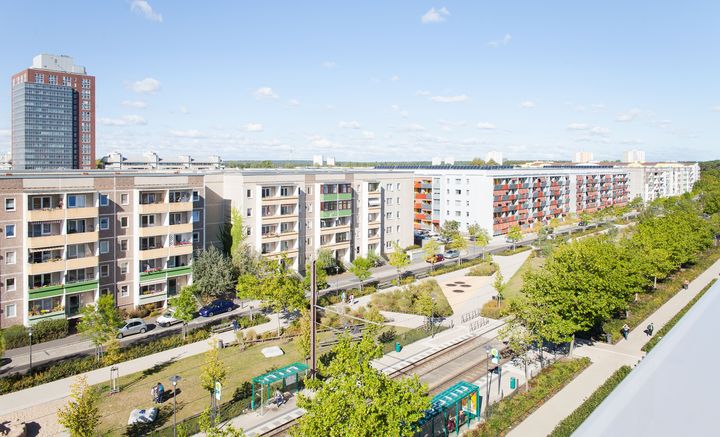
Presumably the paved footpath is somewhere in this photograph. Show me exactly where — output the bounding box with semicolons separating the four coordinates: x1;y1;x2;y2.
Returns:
507;257;720;437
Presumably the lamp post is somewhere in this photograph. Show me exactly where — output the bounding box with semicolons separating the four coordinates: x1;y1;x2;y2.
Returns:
485;345;491;419
28;327;33;372
169;375;182;437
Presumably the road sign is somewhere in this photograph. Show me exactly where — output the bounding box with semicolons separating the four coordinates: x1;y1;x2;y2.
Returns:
215;381;222;401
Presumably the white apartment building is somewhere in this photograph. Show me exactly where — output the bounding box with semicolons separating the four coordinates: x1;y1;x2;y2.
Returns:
624;162;700;202
623;150;646;163
102;152;224;170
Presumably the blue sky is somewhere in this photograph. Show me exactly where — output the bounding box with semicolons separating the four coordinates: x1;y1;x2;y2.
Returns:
1;1;718;162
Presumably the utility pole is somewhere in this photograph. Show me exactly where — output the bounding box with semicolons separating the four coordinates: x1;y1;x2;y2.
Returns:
310;259;317;378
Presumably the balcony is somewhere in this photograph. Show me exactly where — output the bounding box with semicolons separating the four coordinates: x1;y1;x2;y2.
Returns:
66;256;99;271
66;230;99;245
27;208;65;222
168;200;193;212
139;225;169;238
169;244;193;256
28;284;64;299
27;234;66;249
29;309;66;324
320;209;352;219
139;290;168;305
139;202;168;214
27;259;65;275
139;247;169;260
66;206;98;220
64;279;99;295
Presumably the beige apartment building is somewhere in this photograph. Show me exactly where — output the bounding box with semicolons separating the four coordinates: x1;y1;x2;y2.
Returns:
204;168;415;273
0;172;205;328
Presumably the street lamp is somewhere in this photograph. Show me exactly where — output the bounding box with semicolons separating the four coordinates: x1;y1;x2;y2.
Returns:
169;375;182;437
484;345;491;419
28;327;33;372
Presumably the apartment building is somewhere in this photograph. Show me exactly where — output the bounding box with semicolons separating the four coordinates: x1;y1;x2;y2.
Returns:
379;165;629;236
101;151;224;171
0;172;205;328
204;169;414;273
623;162;700;202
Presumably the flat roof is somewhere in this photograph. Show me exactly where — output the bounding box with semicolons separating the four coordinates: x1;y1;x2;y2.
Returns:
574;279;720;437
252;362;308;385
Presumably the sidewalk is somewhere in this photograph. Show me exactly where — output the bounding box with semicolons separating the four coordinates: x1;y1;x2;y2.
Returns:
507;257;720;437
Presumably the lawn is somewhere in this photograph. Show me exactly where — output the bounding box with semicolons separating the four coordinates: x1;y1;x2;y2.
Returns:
95;337;305;436
481;253;545;318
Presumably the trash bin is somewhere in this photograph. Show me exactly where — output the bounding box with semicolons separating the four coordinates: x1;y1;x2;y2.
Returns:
510;377;517;390
395;342;402;353
217;339;224;349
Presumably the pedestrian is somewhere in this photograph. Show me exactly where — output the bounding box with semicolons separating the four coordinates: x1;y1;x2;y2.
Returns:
647;322;654;336
157;382;165;403
151;384;158;403
341;291;346;304
349;293;354;305
232;318;239;333
621;324;630;340
683;279;689;290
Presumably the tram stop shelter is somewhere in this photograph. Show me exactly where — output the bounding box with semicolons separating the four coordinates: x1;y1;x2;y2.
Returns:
415;381;481;436
251;362;309;412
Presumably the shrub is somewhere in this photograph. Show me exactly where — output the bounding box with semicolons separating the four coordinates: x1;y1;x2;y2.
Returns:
377;328;397;344
370;280;453;317
1;325;29;349
467;262;498;276
495;246;532;256
550;365;632;436
32;318;69;343
244;329;257;341
468;358;591;436
405;244;421;251
480;299;506;319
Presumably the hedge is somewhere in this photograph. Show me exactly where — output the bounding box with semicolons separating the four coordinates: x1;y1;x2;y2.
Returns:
494;245;532;256
468;357;591;436
428;255;491;276
642;279;717;353
467;262;498;276
1;318;69;349
549;365;632;437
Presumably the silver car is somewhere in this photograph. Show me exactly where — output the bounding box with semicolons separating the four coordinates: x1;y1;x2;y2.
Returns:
117;318;148;338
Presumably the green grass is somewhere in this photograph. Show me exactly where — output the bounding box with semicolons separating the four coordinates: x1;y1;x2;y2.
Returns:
369;279;453;317
495;245;532;256
604;245;720;342
503;253;545;300
549;366;632;437
467;357;591;437
642;279;718;352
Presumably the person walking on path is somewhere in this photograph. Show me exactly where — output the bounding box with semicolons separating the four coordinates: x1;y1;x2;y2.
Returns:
646;322;654;336
232;318;239;334
157;382;165;403
621;324;630;340
341;291;346;305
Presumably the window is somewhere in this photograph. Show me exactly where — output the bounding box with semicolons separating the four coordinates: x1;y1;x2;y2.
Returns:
193;232;200;243
63;76;72;87
306;186;312;195
121;193;129;205
455;190;462;195
247;189;252;198
5;198;15;211
100;265;109;277
396;197;400;204
455;211;462;217
120;286;129;297
385;212;392;219
396;183;401;190
120;239;128;251
281;186;293;196
455;179;462;184
34;73;44;83
82;78;91;89
6;277;16;292
100;240;110;254
100;288;110;295
99;217;109;230
386;183;392;191
386;226;392;234
5;251;15;265
67;195;87;208
396;211;400;218
193;191;199;202
262;187;272;198
246;208;252;217
466;190;470;195
396;225;400;233
100;194;109;206
81;100;90;110
120;262;128;275
120;217;128;228
386;198;393;206
5;304;16;318
5;224;15;238
192;210;201;222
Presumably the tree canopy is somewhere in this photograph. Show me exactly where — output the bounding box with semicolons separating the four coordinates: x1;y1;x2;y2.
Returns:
193;246;237;301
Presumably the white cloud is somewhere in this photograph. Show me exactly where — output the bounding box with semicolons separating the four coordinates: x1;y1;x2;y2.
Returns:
567;123;589;130
339;121;361;129
589;126;609;135
121;100;147;109
391;105;409;118
488;33;512;48
711;106;720;112
421;7;450;23
416;90;431;96
179;105;189;114
616;108;642;122
169;129;204;138
431;94;469;103
477;122;496;130
243;123;264;132
519;100;536;108
130;0;163;22
390;75;400;82
322;61;337;69
287;99;301;107
254;87;279;100
129;78;161;94
99;115;147;126
403;123;426;132
362;131;376;140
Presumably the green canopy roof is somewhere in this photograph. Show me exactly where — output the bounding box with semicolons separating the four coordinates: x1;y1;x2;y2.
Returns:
420;380;480;423
252;362;309;385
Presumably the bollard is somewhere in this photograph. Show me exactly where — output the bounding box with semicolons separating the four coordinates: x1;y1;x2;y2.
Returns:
510;377;517;390
395;342;402;353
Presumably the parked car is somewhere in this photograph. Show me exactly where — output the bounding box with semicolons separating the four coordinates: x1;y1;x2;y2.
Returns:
426;254;445;263
578;221;588;227
156;310;181;327
444;249;460;259
199;299;234;317
128;407;158;425
117;318;148;338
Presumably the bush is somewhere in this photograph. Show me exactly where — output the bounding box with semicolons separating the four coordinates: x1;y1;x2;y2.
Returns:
405;244;421;251
377;328;397;344
32;318;69;343
370;280;453;317
550;365;632;436
467;262;498;276
495;245;532;256
1;325;29;349
468;358;591;436
480;299;506;319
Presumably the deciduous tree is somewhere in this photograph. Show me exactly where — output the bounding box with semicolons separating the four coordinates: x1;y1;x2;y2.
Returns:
78;294;123;361
201;343;227;420
388;242;410;283
57;376;100;437
193;246;237;301
349;256;373;292
423;239;441;271
467;223;491;259
507;225;522;250
170;285;198;339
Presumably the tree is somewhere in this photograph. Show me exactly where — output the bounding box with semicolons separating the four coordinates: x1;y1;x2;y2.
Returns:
447;233;468;264
302;262;328;291
78;294;122;361
439;220;461;241
470;157;487;166
507;225;522;250
316;249;337;272
423;239;441;271
57;376;100;437
237;257;306;335
201;343;228;421
349;256;373;292
294;334;429;437
170;285;198;339
467;223;490;260
296;308;312;362
388;242;410;284
230;207;245;257
193;246;237;301
499;322;535;392
493;271;506;307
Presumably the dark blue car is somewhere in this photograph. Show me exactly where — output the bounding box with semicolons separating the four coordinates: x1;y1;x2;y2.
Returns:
198;299;234;317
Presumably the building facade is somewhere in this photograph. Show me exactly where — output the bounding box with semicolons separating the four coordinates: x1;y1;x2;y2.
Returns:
11;54;95;170
0;172;204;328
101;152;224;171
624;162;700;202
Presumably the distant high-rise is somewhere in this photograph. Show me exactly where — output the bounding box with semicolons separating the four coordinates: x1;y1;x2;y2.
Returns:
11;54;95;170
485;151;504;165
623;150;646;163
574;151;594;164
